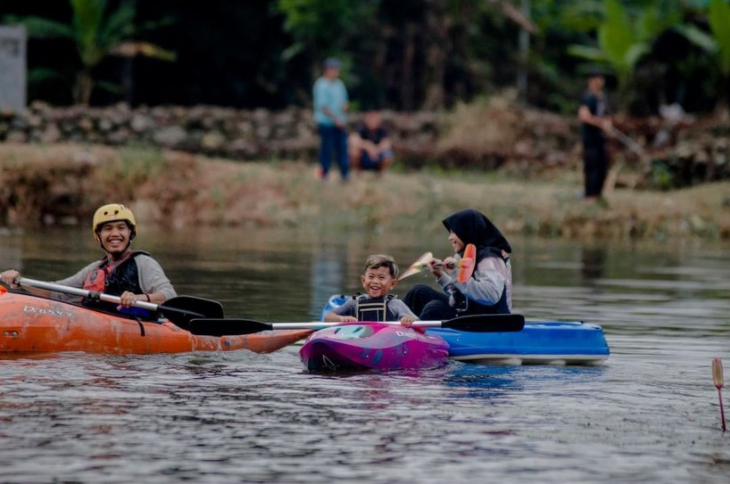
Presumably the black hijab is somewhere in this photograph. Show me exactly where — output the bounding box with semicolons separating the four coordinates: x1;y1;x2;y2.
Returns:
442;209;512;258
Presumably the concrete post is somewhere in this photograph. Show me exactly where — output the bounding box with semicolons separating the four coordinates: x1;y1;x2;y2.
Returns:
0;25;27;112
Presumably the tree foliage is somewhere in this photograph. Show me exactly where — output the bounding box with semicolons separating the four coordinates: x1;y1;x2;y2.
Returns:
0;0;726;115
672;0;730;114
567;0;685;110
5;0;174;104
274;0;374;63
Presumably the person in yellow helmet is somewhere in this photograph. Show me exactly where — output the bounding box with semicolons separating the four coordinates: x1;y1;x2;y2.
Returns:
0;204;176;318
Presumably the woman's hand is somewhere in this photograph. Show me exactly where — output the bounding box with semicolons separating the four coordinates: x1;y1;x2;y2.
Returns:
339;315;357;322
442;257;458;274
428;258;443;278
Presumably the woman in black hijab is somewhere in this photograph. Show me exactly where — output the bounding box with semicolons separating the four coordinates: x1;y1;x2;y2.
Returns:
403;208;513;320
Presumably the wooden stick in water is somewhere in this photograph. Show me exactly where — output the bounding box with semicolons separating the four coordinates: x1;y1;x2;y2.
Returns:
713;358;726;432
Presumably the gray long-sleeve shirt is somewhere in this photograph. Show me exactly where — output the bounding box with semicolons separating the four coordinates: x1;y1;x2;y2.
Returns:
53;254;177;302
436;254;512;311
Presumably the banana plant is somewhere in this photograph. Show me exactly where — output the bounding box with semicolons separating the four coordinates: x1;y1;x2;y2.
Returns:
674;0;730;116
273;0;374;66
5;0;175;105
567;0;680;110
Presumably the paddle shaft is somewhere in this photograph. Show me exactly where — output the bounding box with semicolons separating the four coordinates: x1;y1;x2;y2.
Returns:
263;315;522;331
257;320;464;330
719;388;726;432
189;313;525;337
612;128;646;157
16;277;161;311
715;358;726;432
400;247;474;281
13;277;230;331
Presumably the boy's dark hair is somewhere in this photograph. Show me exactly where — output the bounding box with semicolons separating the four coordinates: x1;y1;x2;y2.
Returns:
364;254;399;278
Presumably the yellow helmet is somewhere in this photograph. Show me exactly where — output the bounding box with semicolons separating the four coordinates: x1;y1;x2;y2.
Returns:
92;204;137;239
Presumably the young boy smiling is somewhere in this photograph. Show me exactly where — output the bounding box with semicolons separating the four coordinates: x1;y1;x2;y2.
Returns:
324;254;417;324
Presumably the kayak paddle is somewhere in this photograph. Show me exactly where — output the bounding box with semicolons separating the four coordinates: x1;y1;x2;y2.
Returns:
188;313;525;337
399;244;477;282
399;251;433;280
713;358;726;432
457;243;476;283
14;277;223;329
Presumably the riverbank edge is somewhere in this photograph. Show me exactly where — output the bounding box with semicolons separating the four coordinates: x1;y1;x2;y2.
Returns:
0;143;728;241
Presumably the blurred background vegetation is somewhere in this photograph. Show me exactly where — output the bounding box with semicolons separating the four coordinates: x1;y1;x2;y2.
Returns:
1;0;728;117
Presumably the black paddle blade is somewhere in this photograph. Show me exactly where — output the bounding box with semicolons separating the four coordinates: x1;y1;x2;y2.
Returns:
442;314;525;332
157;296;224;330
188;318;272;337
163;296;224;318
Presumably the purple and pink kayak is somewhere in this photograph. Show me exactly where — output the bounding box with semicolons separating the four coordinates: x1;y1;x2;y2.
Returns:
299;322;450;372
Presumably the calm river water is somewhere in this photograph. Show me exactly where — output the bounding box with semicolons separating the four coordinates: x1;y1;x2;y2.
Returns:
1;226;728;484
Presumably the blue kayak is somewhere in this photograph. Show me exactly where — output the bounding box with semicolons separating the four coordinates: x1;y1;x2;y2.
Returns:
321;295;610;366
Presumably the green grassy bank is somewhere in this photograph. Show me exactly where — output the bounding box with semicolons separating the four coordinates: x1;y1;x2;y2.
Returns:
0;143;728;241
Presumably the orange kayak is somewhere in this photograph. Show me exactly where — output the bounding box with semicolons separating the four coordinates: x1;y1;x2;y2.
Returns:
0;287;311;355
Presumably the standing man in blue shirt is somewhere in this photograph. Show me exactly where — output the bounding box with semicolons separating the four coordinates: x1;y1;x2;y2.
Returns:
313;58;350;182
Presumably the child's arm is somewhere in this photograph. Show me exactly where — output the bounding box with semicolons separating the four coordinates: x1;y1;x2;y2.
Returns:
324;311;341;322
399;314;417;325
324;299;358;323
400;314;426;333
391;299;424;331
324;311;357;323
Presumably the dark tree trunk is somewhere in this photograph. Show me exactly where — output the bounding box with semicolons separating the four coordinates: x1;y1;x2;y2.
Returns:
422;3;449;111
400;23;417;111
74;70;94;105
122;57;135;106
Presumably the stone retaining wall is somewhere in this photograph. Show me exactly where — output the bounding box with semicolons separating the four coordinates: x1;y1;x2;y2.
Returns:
0;103;443;163
0;102;727;188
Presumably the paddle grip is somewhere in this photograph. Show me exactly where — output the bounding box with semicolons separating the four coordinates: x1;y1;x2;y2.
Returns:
435;261;456;270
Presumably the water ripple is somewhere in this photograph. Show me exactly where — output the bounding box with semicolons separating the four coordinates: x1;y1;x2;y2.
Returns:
2;235;729;483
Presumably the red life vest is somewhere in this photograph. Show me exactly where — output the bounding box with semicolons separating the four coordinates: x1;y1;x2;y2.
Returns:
81;251;154;319
83;251;146;294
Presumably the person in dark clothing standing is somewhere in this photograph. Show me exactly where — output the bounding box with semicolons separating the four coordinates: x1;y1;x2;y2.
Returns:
403;209;513;321
578;71;613;200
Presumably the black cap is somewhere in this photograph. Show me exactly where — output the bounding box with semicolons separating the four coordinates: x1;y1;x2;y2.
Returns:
582;64;609;79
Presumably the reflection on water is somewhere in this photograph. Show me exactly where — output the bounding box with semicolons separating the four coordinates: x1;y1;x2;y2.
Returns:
580;245;606;284
1;227;729;483
310;239;347;318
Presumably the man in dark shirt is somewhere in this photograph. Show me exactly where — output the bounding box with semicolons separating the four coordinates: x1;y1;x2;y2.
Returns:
349;110;394;173
578;71;613;200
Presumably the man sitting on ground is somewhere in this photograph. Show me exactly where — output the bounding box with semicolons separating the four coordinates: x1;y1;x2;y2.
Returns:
349;110;394;173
